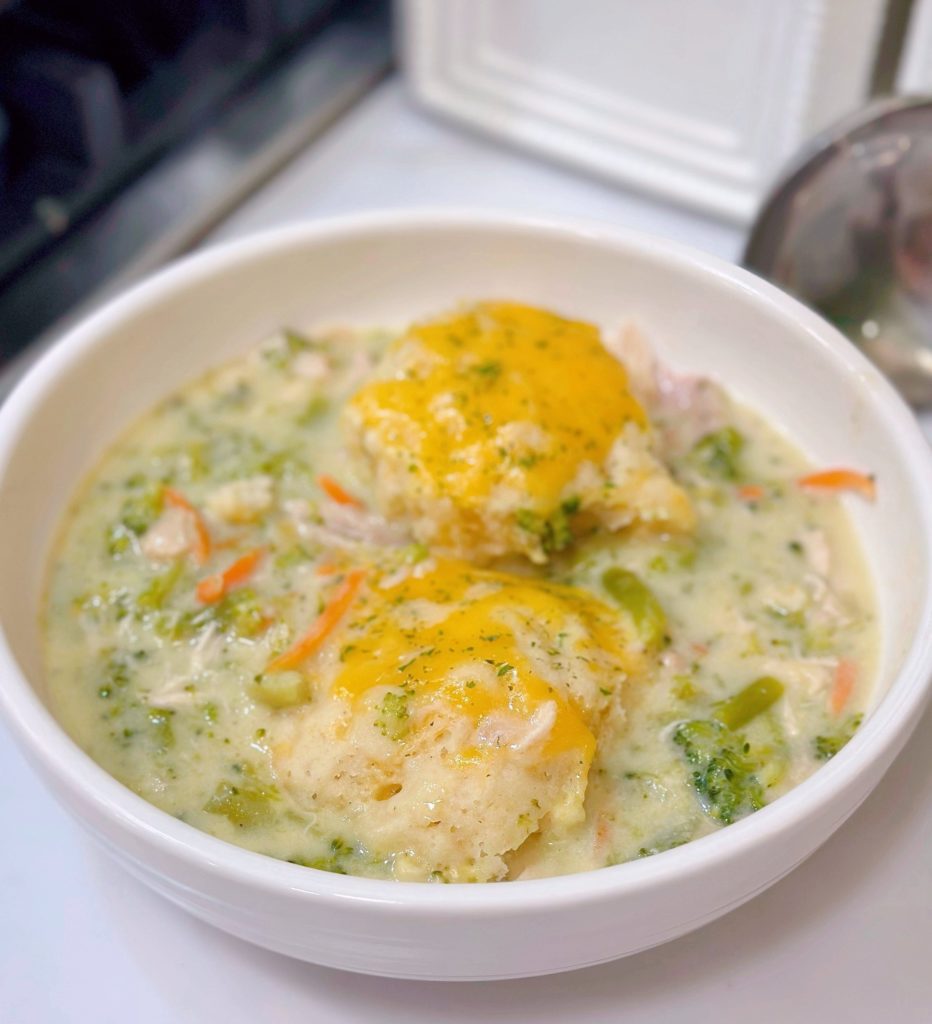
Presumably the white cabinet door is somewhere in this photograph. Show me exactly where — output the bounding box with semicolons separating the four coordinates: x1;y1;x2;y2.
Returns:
400;0;888;222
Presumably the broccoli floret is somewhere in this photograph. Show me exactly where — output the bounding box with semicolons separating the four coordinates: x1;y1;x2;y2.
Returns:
813;713;863;761
672;718;765;825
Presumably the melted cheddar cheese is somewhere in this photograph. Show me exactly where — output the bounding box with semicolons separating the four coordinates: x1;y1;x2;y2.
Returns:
346;302;693;563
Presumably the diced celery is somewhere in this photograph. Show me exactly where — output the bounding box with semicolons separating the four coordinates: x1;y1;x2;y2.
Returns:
251;671;309;709
204;770;279;828
203;765;278;827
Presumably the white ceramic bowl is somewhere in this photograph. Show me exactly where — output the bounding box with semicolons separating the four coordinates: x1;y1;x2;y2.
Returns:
1;211;931;982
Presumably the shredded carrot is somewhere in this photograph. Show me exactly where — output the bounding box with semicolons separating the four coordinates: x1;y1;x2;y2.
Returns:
594;813;611;856
798;469;876;501
162;487;211;565
830;659;857;715
196;548;264;604
213;534;245;551
317;474;363;508
737;484;765;502
266;568;366;673
316;562;338;577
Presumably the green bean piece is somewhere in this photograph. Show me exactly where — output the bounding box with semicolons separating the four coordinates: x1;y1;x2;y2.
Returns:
715;676;785;730
602;568;667;650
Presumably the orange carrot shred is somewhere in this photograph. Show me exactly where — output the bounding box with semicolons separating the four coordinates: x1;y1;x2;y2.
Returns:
798;469;876;501
830;659;857;715
196;548;264;604
737;484;765;502
266;568;366;673
316;562;338;577
317;474;363;508
162;487;212;565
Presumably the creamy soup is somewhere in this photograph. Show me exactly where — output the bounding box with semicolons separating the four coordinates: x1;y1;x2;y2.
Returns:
44;303;877;882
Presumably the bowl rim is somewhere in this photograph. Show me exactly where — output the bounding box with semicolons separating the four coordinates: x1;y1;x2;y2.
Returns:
1;207;931;915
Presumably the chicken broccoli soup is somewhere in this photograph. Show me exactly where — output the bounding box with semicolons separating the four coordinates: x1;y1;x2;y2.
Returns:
44;302;878;882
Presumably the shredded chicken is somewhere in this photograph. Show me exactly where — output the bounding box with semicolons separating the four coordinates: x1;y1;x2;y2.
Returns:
342;348;374;394
144;626;224;708
292;351;331;382
476;701;557;751
609;324;728;455
801;527;832;577
318;499;409;546
141;506;195;561
760;656;836;698
283;495;408;553
145;675;197;709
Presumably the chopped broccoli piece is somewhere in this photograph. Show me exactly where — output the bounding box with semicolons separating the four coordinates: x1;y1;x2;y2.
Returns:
297;396;330;427
515;497;581;555
813;713;863;761
690;426;745;481
119;484;163;534
146;708;175;752
135;561;184;614
637;834;691;859
209;587;267;638
672;718;765;825
106;481;163;556
375;691;410;740
284;329;313;354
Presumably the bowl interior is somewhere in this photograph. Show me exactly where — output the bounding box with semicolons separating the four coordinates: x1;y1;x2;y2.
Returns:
1;214;928;731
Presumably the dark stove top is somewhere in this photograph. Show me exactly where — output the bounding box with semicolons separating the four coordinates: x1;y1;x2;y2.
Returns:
0;0;390;371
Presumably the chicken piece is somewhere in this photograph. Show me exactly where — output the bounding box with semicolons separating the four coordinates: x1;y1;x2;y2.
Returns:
345;303;694;564
270;558;644;882
140;506;197;561
206;475;273;525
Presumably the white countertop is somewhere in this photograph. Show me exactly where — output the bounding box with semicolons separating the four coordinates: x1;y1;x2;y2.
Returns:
4;80;931;1023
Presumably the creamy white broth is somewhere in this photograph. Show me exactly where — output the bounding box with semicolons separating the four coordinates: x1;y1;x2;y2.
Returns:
44;311;876;881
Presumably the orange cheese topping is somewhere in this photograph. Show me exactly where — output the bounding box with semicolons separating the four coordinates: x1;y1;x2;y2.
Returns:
348;302;647;510
320;558;635;763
